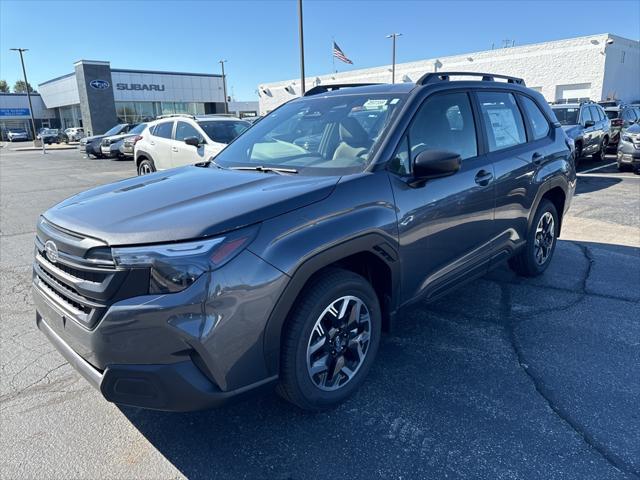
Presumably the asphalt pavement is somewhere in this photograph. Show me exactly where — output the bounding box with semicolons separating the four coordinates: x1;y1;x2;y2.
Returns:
1;149;638;479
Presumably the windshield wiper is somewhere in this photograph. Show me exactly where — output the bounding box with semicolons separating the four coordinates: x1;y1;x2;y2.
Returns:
230;166;298;175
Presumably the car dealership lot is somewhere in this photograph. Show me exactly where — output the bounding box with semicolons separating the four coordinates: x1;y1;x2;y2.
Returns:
1;150;638;479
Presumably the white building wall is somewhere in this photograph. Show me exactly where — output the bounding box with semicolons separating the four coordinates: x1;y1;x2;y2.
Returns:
38;74;80;108
601;35;640;102
111;71;225;103
259;33;637;113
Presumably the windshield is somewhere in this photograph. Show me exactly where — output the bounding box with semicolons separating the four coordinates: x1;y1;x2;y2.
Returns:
128;123;147;135
104;124;128;136
552;107;579;125
199;120;250;144
213;93;406;175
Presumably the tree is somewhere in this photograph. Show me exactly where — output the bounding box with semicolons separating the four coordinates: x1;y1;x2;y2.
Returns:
13;80;36;93
0;80;9;93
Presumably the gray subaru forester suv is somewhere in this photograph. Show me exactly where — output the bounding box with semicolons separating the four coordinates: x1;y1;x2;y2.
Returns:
33;72;575;411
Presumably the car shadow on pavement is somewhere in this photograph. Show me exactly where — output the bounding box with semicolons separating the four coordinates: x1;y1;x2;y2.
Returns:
574;175;622;196
119;239;640;480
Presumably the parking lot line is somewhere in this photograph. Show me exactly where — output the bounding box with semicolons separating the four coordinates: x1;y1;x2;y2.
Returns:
578;162;617;174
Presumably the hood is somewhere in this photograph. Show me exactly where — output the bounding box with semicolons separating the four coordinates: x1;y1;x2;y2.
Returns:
103;133;134;143
82;134;105;144
43;165;339;245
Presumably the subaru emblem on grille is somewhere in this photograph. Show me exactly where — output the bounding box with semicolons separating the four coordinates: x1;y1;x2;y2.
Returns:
44;240;59;264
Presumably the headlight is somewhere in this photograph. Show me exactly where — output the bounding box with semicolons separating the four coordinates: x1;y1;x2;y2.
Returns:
111;225;258;294
621;135;632;143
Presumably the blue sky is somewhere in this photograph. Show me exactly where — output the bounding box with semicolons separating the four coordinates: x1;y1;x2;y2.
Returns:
1;0;639;100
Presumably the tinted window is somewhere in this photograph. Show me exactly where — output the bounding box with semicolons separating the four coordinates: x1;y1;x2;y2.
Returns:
622;109;636;122
409;92;477;161
552;107;579;125
199;120;250;144
605;109;620;120
477;92;526;152
175;121;202;142
581;107;592;124
520;96;549;140
153;121;174;139
589;106;601;122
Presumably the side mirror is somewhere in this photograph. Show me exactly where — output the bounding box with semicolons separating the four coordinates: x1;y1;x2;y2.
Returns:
184;136;201;147
584;120;595;128
411;149;461;185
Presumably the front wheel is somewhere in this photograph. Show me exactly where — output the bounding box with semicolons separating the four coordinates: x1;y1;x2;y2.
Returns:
509;199;559;277
277;269;381;411
593;137;608;161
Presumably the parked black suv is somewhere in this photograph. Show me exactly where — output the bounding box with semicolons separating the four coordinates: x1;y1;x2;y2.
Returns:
551;101;610;164
33;72;575;412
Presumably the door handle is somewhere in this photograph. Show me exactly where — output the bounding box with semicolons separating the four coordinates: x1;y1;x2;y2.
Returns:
150;141;155;146
171;147;179;152
532;152;543;165
474;170;493;186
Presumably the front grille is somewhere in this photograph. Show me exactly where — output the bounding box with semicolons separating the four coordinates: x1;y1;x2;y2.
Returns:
33;220;128;329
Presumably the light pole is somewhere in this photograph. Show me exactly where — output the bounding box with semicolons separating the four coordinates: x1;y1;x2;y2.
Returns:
298;0;306;95
219;59;228;114
386;33;402;84
10;48;42;152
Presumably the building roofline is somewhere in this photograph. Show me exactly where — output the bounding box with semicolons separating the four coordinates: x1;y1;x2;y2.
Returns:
110;68;222;78
38;72;75;87
0;92;42;96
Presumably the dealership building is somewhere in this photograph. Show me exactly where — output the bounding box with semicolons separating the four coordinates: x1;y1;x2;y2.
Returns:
0;60;258;139
258;33;639;113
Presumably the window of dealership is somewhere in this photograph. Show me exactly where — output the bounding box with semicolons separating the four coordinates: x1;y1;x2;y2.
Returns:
114;101;206;123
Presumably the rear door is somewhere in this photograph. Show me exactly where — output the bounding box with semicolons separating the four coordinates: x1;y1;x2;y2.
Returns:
486;91;553;258
580;106;597;153
388;90;496;302
149;121;174;170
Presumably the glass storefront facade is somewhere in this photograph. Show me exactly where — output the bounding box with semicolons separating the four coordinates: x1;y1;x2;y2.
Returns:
115;101;205;123
59;105;83;129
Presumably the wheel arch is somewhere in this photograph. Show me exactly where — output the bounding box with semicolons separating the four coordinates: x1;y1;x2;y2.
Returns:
135;150;154;168
262;233;400;376
528;181;568;235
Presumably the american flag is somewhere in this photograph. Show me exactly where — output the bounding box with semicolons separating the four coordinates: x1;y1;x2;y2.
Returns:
333;41;353;64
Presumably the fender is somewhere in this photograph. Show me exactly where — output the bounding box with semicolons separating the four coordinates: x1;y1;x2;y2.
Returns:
135;149;155;167
527;174;570;234
261;233;400;375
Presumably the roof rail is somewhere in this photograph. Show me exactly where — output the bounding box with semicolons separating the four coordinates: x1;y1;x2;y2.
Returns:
417;71;526;86
155;113;196;120
550;98;594;105
304;83;381;96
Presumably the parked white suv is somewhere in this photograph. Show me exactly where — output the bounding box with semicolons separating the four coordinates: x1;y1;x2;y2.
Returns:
65;127;85;142
134;114;250;175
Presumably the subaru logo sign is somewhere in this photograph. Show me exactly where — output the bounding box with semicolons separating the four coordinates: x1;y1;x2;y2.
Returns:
44;240;59;264
89;79;110;90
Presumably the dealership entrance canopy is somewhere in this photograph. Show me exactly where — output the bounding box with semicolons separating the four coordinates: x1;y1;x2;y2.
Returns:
0;60;258;139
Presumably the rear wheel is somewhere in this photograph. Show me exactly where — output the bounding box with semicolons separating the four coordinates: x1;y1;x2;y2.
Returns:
137;158;156;175
277;269;381;411
574;142;582;167
509;199;559;277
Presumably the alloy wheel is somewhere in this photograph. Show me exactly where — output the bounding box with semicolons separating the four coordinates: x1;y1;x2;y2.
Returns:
306;295;371;391
139;163;152;175
534;211;555;265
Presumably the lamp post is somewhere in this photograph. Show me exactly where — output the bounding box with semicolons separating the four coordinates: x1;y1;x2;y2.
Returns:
219;59;228;114
10;48;42;152
386;33;402;84
298;0;306;95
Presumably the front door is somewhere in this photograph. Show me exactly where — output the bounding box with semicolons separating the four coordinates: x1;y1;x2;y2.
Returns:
150;120;175;170
172;121;209;167
388;90;496;303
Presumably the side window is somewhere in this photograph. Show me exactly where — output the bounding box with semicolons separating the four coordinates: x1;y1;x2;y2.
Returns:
622;109;635;123
175;121;202;142
153;121;174;139
408;92;478;161
477;91;526;152
519;96;550;140
597;107;606;121
589;106;601;122
581;107;592;124
389;135;411;175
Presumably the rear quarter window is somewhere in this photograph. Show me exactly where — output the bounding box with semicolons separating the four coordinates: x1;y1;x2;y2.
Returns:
519;96;550;140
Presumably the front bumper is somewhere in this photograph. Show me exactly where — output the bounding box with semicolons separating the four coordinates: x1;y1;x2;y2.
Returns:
37;313;276;411
100;145;118;157
33;248;287;411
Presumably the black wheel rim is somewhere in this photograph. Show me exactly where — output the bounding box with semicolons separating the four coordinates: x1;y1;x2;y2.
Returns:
534;211;555;265
306;295;371;391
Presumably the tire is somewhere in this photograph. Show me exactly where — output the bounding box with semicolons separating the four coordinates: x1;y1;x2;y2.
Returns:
574;142;582;167
137;158;156;175
509;199;559;277
277;268;382;411
593;137;607;161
